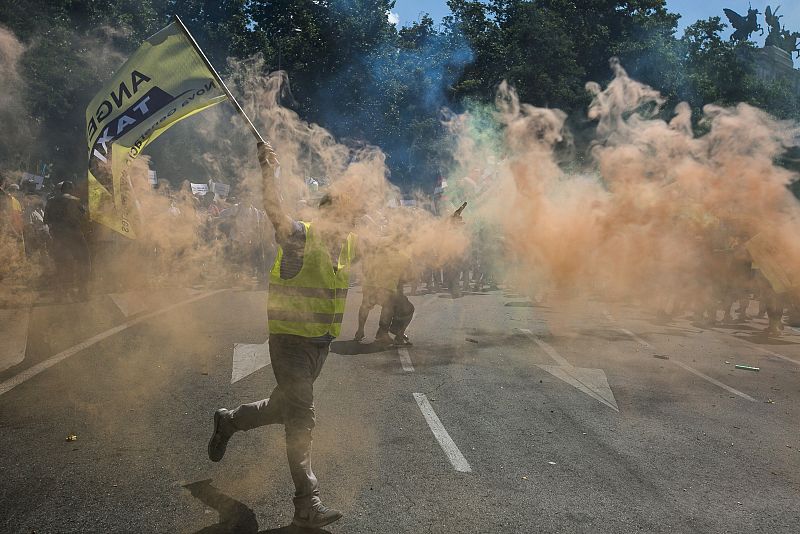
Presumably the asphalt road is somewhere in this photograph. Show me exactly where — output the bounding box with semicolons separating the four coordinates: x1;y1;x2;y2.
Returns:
1;286;798;533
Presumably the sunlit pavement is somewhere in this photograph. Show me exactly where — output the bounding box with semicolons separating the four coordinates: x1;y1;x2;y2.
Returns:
1;288;798;533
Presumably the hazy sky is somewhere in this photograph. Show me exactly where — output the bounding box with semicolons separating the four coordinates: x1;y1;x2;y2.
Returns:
392;1;800;44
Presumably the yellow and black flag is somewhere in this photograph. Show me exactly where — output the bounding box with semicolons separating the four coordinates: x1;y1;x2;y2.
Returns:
85;19;227;237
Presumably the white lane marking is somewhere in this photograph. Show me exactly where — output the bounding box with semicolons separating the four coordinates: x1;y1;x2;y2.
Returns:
0;290;227;397
604;311;756;402
517;328;619;411
618;327;651;348
752;346;800;366
708;327;800;367
603;310;651;348
232;342;271;383
397;347;414;372
0;309;29;373
670;360;756;402
518;329;570;367
413;393;472;473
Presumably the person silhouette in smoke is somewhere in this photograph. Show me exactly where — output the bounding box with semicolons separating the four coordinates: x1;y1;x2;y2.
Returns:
208;141;359;530
354;235;414;345
43;180;91;302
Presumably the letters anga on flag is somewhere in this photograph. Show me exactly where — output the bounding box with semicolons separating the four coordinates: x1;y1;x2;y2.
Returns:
85;21;226;237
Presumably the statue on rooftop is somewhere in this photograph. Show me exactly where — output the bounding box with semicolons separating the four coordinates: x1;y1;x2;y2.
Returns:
765;5;783;48
764;6;800;58
724;6;763;42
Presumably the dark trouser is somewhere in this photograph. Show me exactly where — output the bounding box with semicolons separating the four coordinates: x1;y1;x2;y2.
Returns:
376;288;395;335
230;334;329;510
51;232;90;296
765;291;785;331
388;293;415;337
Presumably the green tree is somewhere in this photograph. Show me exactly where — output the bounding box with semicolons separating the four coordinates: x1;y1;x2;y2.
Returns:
3;0;800;192
448;0;683;110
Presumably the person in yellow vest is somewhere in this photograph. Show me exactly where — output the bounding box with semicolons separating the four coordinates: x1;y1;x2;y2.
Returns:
1;183;26;276
208;142;356;529
1;182;24;238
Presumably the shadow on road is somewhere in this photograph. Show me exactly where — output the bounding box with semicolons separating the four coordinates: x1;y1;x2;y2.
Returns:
184;479;258;533
738;332;799;346
183;479;333;534
714;323;764;332
330;339;391;355
261;527;332;534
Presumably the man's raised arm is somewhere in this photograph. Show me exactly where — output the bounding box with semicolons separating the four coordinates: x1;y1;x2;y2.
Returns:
257;141;293;241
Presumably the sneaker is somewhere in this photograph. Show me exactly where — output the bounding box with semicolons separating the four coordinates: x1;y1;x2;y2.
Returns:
292;502;343;529
374;332;392;344
393;334;412;346
208;408;235;462
354;330;365;342
764;324;783;337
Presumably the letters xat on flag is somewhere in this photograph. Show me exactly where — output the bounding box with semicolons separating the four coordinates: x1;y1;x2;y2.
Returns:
85;21;226;237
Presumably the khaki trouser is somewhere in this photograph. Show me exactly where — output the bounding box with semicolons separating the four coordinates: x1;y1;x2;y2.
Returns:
230;334;328;510
359;286;395;336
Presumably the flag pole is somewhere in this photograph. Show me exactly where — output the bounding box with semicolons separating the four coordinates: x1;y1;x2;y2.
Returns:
172;14;265;144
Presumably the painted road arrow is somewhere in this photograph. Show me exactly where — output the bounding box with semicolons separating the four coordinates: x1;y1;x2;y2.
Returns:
231;341;271;384
109;292;150;317
516;328;619;412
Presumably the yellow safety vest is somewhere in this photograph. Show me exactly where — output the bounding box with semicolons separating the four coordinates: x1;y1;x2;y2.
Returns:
268;222;356;338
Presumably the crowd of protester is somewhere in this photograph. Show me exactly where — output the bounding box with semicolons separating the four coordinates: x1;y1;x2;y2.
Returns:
1;169;798;335
0;173;274;301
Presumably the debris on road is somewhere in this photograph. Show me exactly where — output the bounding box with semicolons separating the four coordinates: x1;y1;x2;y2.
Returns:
766;399;775;404
547;461;556;465
654;354;669;360
466;338;479;344
65;433;77;442
734;365;760;372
